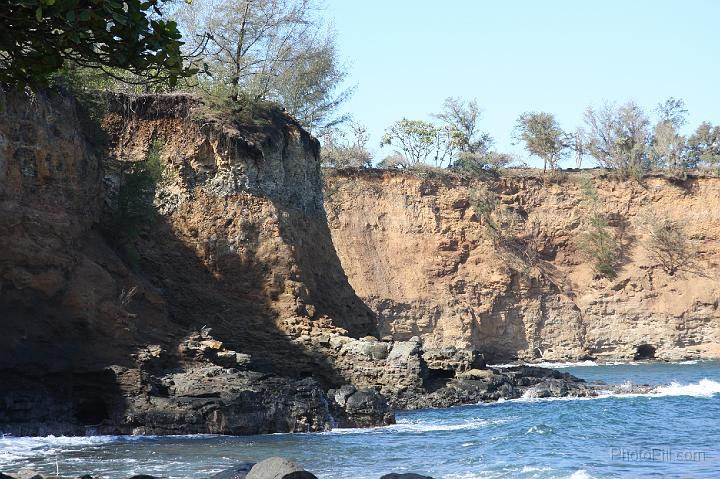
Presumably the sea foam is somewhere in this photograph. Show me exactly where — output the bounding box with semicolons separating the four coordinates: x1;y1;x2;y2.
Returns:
651;378;720;397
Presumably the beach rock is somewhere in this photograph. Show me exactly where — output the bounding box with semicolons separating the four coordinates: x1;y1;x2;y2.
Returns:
246;457;317;479
209;463;256;479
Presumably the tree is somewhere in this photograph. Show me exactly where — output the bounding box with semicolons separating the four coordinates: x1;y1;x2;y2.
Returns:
583;101;651;176
380;119;453;168
687;122;720;169
110;139;166;265
650;121;687;172
515;112;569;171
434;97;499;171
580;213;621;278
320;123;372;168
434;97;492;155
650;98;688;172
656;97;688;128
377;152;408;169
1;0;192;86
573;127;586;169
175;0;350;130
271;35;352;130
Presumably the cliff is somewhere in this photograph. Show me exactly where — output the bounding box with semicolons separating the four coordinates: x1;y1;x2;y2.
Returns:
0;89;382;435
3;88;718;436
324;169;720;362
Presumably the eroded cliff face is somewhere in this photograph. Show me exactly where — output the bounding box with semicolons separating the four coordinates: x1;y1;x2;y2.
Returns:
0;90;379;435
324;169;720;362
100;94;376;373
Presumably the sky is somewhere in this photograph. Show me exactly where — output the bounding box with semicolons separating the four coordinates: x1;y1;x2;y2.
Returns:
323;0;720;168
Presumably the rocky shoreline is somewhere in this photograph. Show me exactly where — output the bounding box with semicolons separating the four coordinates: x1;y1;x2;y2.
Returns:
0;327;657;437
1;457;438;479
0;90;709;442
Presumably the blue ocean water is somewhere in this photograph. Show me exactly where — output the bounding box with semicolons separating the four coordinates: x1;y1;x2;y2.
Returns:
1;361;719;479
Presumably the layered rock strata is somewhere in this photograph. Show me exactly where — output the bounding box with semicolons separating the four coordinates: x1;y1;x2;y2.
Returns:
324;169;720;362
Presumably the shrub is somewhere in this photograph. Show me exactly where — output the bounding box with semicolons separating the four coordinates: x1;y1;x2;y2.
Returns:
579;213;621;278
454;151;511;176
577;179;621;278
639;212;694;275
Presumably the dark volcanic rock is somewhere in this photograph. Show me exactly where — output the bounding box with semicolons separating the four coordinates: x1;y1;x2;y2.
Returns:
122;332;336;435
325;335;596;410
413;365;594;408
0;331;337;436
328;385;395;428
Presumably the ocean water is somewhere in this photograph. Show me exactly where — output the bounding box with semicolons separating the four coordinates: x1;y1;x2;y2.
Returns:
1;361;719;479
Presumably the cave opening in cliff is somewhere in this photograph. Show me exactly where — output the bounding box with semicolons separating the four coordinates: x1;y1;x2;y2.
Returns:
75;398;110;425
428;368;456;379
423;368;457;392
634;344;656;360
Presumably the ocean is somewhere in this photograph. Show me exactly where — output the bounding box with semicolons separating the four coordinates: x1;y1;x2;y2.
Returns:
2;361;719;479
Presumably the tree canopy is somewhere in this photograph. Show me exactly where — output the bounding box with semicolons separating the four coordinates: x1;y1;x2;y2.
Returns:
515;111;569;171
1;0;194;86
175;0;351;131
583;102;651;175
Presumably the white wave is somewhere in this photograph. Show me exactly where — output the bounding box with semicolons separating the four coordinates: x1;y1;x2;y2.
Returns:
568;471;596;479
501;378;720;406
489;360;599;368
491;359;716;369
526;424;553;434
0;435;120;466
651;378;720;397
0;433;222;469
521;465;552;473
330;417;514;435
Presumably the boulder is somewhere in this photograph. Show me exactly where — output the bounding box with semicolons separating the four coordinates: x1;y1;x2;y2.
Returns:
209;463;256;479
9;470;43;479
246;457;317;479
329;384;357;408
329;387;395;428
386;338;421;363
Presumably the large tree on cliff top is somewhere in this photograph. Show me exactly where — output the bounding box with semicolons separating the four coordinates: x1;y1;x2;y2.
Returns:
175;0;351;131
514;111;570;171
0;0;195;86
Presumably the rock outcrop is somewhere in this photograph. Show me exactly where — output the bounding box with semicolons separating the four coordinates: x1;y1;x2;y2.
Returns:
324;169;720;362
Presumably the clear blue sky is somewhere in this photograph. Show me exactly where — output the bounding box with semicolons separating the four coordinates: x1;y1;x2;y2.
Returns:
324;0;720;167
